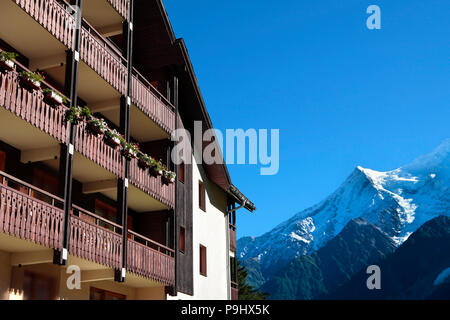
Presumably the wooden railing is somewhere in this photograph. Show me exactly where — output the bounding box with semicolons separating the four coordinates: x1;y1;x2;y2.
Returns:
71;205;175;285
107;0;130;20
70;205;122;269
131;70;176;134
14;0;76;50
80;20;128;95
230;224;237;252
0;170;64;250
0;64;70;145
129;158;175;208
0;65;172;209
14;0;175;134
74;121;125;179
127;231;175;286
0;170;174;285
231;281;239;300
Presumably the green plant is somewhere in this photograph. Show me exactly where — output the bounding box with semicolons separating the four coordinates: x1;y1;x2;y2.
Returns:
122;142;139;160
155;160;165;172
138;153;153;169
0;51;18;62
20;71;45;83
103;129;123;148
87;117;107;129
43;88;68;104
148;157;158;168
80;105;91;119
149;159;164;176
104;129;122;141
65;106;83;124
163;170;176;183
139;153;151;163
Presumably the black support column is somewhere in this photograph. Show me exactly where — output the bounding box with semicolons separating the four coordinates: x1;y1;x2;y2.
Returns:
54;0;83;266
115;0;134;283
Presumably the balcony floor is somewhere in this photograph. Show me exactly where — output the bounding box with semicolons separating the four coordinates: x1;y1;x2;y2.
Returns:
0;1;68;68
0;108;60;152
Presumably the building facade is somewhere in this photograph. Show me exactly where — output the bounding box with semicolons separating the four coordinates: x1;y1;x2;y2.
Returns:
0;0;254;300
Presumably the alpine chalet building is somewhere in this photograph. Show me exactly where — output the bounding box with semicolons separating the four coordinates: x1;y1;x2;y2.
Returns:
0;0;254;300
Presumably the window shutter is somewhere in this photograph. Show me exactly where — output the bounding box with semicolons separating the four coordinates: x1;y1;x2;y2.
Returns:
199;181;206;211
200;245;207;276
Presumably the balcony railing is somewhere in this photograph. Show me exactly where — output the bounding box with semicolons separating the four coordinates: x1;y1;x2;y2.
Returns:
230;224;237;252
72;205;175;285
74;121;125;179
15;0;175;134
231;281;239;300
0;170;174;285
129;158;175;208
80;20;128;95
0;170;64;250
0;65;173;208
107;0;130;20
0;64;70;145
128;230;175;286
14;0;76;50
71;205;123;269
131;69;176;134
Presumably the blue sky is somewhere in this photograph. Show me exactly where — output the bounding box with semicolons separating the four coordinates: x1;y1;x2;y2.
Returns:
163;0;450;238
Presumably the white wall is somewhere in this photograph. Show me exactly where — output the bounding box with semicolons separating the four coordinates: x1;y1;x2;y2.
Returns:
168;154;230;300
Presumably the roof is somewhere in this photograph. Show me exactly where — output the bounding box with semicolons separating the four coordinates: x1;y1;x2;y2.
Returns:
134;0;255;213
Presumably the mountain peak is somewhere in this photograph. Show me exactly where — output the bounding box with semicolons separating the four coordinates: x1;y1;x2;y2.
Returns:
401;139;450;174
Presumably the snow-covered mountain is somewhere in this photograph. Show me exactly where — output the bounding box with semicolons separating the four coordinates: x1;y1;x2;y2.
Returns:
238;139;450;280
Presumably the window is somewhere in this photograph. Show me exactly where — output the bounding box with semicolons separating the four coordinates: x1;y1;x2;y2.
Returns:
90;287;126;300
199;181;206;211
230;256;238;283
179;161;185;183
179;226;186;253
200;244;207;277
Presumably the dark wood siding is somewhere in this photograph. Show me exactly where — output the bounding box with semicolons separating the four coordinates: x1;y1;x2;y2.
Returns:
176;150;193;295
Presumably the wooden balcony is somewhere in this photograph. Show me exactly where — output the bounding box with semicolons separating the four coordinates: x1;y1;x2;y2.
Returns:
71;206;175;286
131;70;176;134
231;281;239;300
0;65;70;146
230;224;237;252
14;0;175;134
0;65;173;208
74;120;125;180
127;230;175;286
129;159;175;209
70;205;122;270
0;170;64;251
107;0;130;20
0;170;175;286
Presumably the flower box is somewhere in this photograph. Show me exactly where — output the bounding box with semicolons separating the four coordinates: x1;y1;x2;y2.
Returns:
0;60;15;73
138;158;150;170
162;171;176;185
122;149;138;160
103;135;121;149
87;122;105;136
44;90;64;107
20;76;41;92
65;106;83;125
149;166;163;177
162;175;175;185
